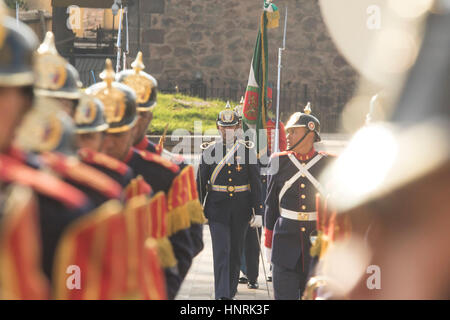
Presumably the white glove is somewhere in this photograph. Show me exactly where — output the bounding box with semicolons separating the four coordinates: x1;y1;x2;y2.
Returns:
249;215;263;228
264;247;272;262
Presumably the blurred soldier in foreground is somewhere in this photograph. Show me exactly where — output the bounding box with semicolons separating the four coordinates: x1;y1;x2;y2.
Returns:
197;103;264;300
264;103;335;300
305;2;450;300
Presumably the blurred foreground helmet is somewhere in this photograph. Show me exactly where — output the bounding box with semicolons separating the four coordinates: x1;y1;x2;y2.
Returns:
86;59;137;133
285;102;321;142
34;32;82;100
74;94;109;134
116;51;158;112
14;97;76;155
0;15;38;87
217;101;240;127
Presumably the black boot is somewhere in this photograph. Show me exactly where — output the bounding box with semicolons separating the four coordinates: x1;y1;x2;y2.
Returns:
247;281;259;289
238;275;248;284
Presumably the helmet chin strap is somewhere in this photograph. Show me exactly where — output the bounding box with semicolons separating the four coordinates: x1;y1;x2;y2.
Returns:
287;130;310;151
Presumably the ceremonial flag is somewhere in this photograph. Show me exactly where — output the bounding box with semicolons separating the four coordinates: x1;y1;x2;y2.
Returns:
243;1;279;158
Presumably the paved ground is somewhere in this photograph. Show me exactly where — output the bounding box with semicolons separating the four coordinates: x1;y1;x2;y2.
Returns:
176;225;274;300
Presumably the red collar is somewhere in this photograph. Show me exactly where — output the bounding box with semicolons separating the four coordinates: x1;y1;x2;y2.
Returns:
123;148;134;163
294;148;316;161
134;137;149;150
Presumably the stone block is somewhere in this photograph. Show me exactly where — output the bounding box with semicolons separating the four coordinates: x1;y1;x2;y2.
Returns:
142;29;165;44
143;0;165;14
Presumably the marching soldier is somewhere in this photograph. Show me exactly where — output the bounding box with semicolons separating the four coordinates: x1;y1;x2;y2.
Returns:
117;52;206;261
264;103;335;300
197;103;264;300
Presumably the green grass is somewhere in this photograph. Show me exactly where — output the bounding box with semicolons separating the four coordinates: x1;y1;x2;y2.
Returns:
150;93;236;135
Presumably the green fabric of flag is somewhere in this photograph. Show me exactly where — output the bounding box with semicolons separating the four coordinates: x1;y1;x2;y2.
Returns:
243;1;279;158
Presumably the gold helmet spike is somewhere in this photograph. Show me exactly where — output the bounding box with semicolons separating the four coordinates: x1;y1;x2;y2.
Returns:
37;32;58;56
99;59;115;89
131;51;145;74
240;96;244;105
304;102;312;115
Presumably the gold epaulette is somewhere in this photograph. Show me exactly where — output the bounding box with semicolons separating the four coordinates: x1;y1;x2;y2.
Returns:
179;165;206;225
124;175;153;201
53;200;127;300
238;139;255;149
200;141;216;150
166;170;192;236
125;194;177;271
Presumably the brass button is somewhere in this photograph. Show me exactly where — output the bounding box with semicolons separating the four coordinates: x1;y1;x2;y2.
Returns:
229;193;233;197
302;163;306;166
228;170;232;174
228;163;231;167
301;195;306;199
227;186;235;192
301;174;305;178
260;205;263;208
301;205;306;210
228;178;232;182
301;184;305;188
301;227;306;232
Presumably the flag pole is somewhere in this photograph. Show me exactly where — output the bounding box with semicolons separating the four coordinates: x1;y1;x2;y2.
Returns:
116;6;123;73
123;6;129;71
274;7;287;154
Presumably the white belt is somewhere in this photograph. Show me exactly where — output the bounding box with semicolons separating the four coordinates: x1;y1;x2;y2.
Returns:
280;209;317;221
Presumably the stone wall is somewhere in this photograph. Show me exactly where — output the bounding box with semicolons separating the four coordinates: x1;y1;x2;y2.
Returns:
126;0;358;115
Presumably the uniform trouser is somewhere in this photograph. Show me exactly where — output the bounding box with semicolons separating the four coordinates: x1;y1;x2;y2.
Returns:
240;226;261;283
272;260;309;300
209;220;248;299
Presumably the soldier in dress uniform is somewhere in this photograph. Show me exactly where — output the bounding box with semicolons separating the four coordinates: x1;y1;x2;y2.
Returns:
197;103;264;300
87;59;194;300
74;94;134;190
264;103;335;300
